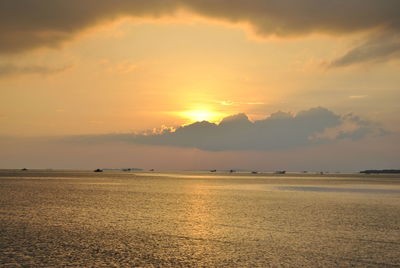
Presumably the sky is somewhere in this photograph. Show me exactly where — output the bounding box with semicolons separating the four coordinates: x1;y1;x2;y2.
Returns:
1;1;399;171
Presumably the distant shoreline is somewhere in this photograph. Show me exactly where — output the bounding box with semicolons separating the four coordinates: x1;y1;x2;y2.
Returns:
360;169;400;174
1;169;400;179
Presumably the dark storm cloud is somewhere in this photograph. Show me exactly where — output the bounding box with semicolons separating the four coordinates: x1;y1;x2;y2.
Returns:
0;63;70;77
183;0;400;36
66;107;383;151
0;0;179;54
1;0;400;65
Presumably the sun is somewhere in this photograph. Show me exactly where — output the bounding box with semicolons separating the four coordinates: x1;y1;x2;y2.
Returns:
181;109;223;123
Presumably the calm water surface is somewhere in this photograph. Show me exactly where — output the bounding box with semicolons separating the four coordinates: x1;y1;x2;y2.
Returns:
1;170;399;267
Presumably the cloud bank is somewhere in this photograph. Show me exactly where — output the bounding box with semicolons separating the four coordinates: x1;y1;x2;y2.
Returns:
1;1;400;65
67;107;385;151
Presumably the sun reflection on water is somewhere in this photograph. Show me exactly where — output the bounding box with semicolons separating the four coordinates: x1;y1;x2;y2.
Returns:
182;184;215;239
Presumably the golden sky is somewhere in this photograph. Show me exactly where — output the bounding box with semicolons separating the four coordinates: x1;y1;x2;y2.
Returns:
0;1;399;170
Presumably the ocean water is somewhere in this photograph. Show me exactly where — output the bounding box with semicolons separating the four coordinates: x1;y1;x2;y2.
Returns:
1;170;399;267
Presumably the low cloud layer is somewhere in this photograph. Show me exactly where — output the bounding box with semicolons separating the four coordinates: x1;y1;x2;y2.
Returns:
67;107;385;151
1;1;400;65
0;63;70;78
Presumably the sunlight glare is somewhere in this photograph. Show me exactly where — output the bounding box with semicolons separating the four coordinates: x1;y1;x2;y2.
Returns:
181;109;223;123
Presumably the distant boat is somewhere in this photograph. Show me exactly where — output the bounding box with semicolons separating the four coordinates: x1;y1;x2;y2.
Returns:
274;170;286;174
119;168;143;172
149;169;155;172
251;171;258;174
21;168;28;171
210;169;217;172
229;169;236;173
94;169;103;172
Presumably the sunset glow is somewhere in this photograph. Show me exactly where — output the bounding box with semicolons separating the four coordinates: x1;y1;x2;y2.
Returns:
1;2;400;266
0;1;399;170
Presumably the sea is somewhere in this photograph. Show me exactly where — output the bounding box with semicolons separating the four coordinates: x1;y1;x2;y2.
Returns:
1;170;400;267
